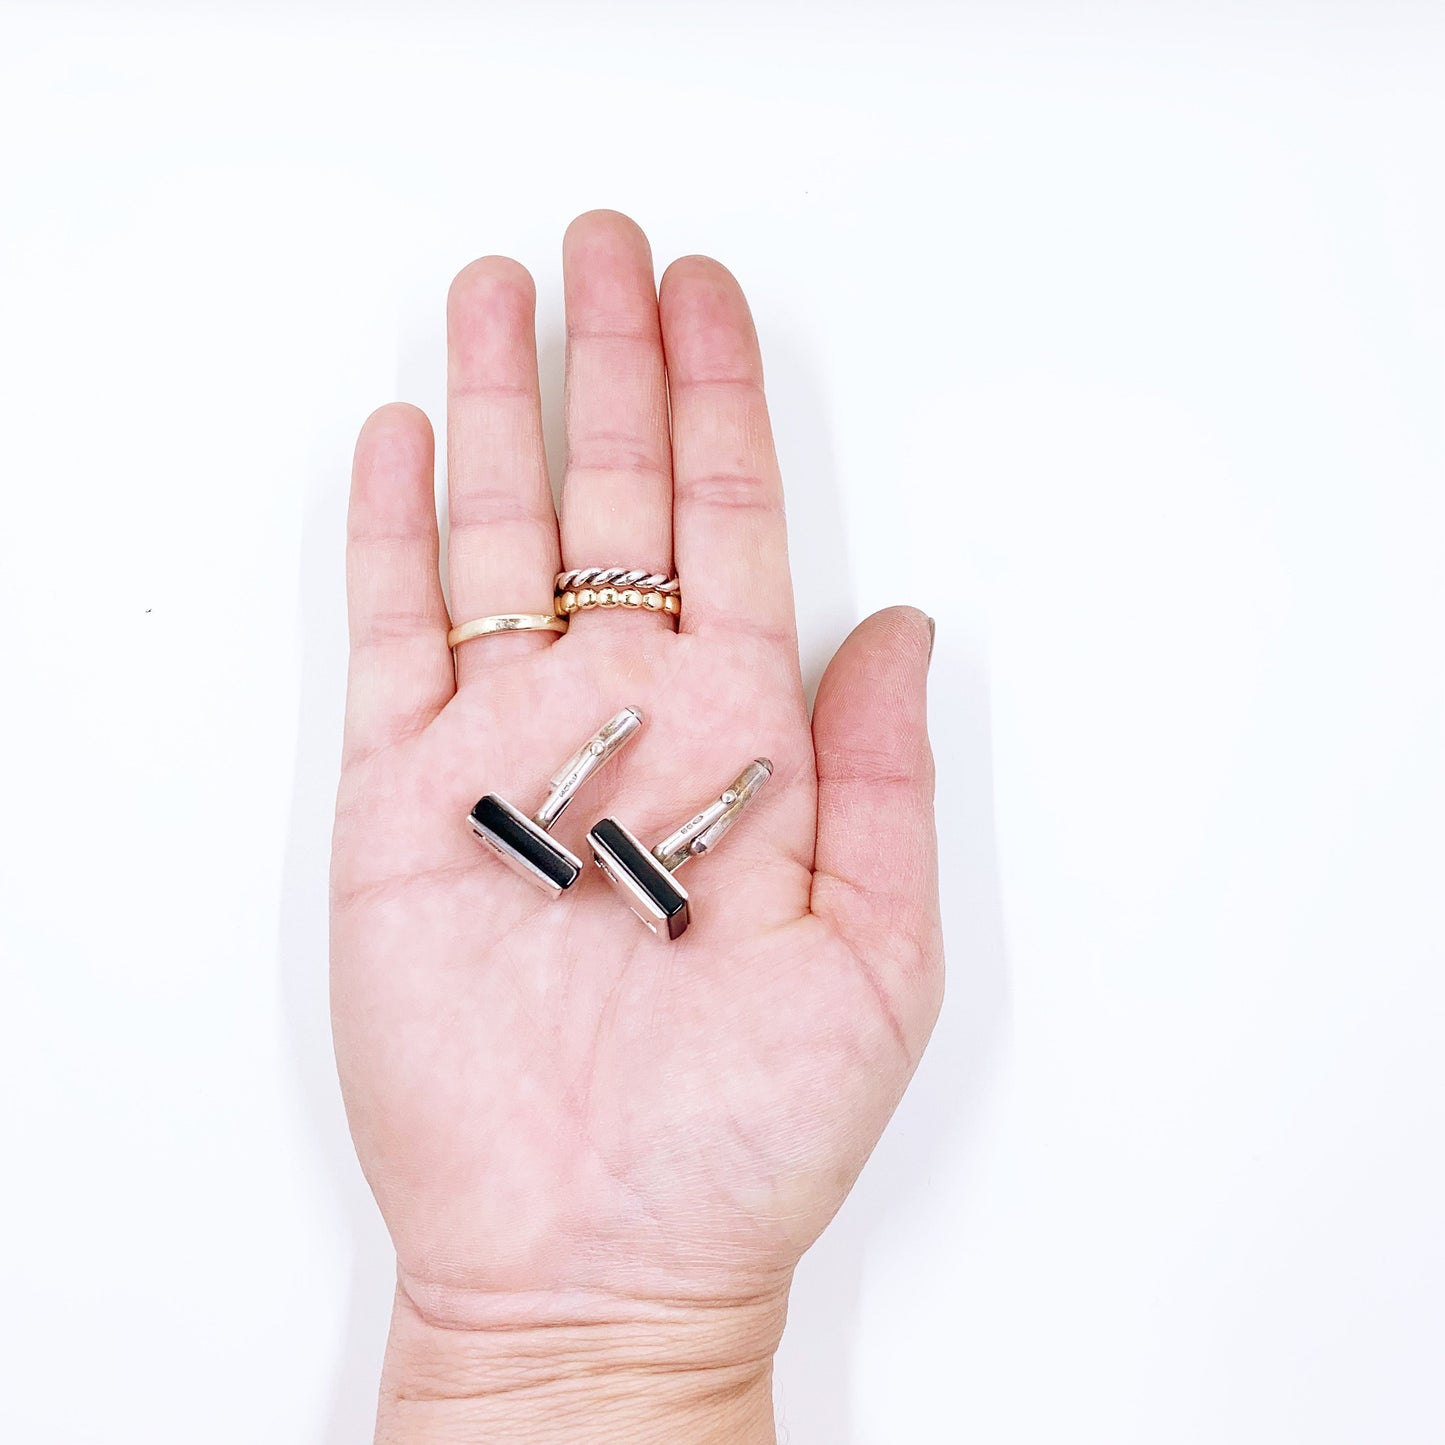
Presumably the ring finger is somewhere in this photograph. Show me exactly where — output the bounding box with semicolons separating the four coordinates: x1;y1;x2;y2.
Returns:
446;256;561;686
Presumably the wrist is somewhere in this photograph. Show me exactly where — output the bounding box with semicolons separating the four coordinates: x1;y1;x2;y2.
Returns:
375;1276;788;1444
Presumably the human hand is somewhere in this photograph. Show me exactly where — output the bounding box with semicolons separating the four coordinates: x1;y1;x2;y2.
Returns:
331;211;942;1442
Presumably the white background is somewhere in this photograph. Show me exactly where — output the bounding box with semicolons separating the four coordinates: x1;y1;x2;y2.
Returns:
2;3;1442;1441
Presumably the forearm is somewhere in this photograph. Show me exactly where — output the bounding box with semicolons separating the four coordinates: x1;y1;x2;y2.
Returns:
375;1282;787;1444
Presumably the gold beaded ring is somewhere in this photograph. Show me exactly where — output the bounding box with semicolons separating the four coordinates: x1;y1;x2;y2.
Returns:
554;568;681;622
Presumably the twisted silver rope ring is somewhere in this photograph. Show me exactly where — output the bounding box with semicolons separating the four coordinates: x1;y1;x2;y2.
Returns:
555;567;680;595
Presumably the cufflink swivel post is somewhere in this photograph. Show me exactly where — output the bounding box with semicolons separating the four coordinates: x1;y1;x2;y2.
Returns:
587;758;773;939
468;706;644;894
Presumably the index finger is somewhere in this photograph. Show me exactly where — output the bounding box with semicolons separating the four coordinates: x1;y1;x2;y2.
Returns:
659;257;797;650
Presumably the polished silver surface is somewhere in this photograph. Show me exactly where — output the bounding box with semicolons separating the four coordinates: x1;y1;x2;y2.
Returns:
554;567;680;595
533;706;644;828
469;794;582;893
587;758;772;939
588;817;690;939
651;759;773;871
470;705;644;894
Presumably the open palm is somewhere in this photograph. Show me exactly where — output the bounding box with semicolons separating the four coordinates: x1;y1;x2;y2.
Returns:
330;213;942;1342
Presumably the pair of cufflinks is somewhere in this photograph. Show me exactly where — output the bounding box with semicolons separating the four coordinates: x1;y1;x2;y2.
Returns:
468;706;772;941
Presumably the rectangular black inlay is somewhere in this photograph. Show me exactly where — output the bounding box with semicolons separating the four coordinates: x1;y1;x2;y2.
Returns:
470;794;580;891
590;817;688;923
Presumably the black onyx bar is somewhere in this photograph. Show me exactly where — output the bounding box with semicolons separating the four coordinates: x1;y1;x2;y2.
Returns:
469;793;582;894
587;817;690;939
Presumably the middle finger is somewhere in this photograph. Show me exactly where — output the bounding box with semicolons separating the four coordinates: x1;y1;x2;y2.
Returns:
557;211;674;631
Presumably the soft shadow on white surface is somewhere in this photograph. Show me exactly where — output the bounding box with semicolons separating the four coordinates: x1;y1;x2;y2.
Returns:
775;626;1010;1444
280;462;396;1445
762;337;857;703
763;339;1010;1441
538;317;567;506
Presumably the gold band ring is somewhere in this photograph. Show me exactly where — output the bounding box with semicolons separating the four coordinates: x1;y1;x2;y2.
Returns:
447;613;569;649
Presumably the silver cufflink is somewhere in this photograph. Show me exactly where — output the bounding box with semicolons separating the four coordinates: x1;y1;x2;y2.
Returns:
586;758;773;939
468;706;643;894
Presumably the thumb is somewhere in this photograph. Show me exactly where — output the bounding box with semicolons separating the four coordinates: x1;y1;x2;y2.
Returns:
810;606;943;1032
